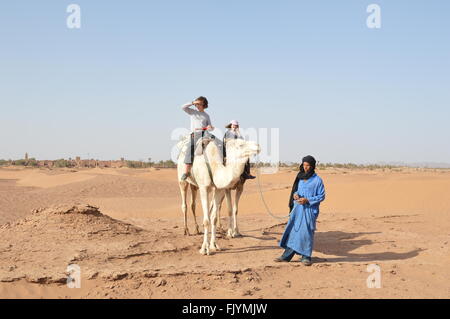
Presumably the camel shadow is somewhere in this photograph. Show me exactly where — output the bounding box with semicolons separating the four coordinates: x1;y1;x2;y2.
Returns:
220;245;280;254
241;234;277;241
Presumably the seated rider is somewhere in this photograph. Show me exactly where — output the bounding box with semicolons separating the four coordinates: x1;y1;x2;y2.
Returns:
181;96;214;181
223;120;256;180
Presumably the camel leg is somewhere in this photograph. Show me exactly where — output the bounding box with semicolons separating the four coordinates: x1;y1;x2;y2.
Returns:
209;189;224;251
216;199;223;233
231;183;244;237
210;190;224;234
216;190;226;234
225;189;234;238
189;184;200;235
208;194;215;225
217;200;225;233
218;187;226;233
179;182;190;236
199;187;211;255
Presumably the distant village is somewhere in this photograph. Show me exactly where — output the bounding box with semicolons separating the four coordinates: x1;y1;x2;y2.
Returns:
0;153;177;168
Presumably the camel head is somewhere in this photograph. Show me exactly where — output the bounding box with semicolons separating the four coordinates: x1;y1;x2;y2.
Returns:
224;139;261;165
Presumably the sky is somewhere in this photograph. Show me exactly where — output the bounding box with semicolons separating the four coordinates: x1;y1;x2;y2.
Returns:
0;1;449;164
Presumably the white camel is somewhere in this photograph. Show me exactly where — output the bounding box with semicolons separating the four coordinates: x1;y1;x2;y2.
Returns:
177;136;260;255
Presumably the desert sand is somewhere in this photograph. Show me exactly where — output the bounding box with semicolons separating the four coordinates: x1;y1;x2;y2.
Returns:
0;166;449;298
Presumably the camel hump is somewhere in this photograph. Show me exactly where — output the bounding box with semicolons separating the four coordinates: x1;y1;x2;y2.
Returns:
176;133;225;169
177;133;223;154
176;133;216;150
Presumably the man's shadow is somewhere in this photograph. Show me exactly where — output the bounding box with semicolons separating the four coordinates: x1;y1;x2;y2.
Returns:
312;231;423;263
244;230;424;263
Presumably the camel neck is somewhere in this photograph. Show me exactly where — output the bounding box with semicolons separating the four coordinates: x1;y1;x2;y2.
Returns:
204;142;247;189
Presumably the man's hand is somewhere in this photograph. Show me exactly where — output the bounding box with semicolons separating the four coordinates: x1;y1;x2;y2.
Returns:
293;193;300;201
297;197;309;205
206;125;214;131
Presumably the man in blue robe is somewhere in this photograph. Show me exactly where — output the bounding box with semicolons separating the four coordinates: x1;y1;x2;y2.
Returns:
275;155;325;266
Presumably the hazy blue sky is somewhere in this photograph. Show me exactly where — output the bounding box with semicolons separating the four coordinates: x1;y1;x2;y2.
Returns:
1;1;449;164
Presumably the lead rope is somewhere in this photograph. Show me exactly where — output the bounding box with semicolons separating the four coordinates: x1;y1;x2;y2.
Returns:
254;156;290;220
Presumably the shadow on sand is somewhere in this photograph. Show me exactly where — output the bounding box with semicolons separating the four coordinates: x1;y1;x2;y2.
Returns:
312;231;424;263
223;230;424;263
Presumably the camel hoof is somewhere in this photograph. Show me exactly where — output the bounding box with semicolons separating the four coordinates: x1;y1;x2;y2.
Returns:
199;245;210;255
184;228;190;236
209;242;221;251
227;229;242;238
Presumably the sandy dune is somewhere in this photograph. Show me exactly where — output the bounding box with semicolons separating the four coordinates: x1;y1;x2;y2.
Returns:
0;166;449;298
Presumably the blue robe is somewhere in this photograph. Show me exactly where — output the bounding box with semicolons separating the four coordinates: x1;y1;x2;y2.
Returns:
279;173;325;257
